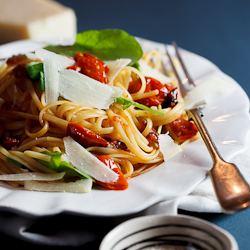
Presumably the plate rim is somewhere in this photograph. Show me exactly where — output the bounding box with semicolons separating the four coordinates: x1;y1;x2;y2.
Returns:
0;38;249;218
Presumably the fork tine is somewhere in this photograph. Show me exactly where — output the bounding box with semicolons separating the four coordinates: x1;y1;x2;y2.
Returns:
172;41;195;86
165;44;187;97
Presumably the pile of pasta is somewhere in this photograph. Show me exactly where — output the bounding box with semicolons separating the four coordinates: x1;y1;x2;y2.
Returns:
0;48;199;193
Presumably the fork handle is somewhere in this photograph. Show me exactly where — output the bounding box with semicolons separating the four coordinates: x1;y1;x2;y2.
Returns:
187;108;250;212
187;108;223;164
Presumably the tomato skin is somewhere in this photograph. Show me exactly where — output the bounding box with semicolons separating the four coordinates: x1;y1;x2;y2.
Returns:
170;116;198;141
128;77;141;93
67;123;108;148
13;64;29;78
67;52;109;84
108;140;130;152
162;87;178;108
7;55;26;65
128;77;178;107
2;137;20;149
145;77;169;106
96;155;128;190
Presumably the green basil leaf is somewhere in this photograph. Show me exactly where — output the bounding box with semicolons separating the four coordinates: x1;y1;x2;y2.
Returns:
6;157;22;167
130;61;141;71
58;161;92;180
36;151;92;180
25;62;45;90
44;29;143;65
38;71;45;90
25;62;43;79
115;97;165;116
43;45;80;58
115;97;133;109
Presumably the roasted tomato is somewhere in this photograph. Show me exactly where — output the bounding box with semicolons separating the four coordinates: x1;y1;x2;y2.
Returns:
170;116;198;141
96;155;128;190
67;52;109;83
1;137;20;149
6;55;26;65
162;87;178;108
67;123;108;148
128;77;178;107
12;64;29;78
108;140;130;152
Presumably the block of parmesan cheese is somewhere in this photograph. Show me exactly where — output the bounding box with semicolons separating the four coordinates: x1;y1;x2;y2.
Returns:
0;0;77;44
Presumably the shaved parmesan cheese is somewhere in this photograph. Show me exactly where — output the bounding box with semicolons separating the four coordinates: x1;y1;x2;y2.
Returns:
0;172;65;181
184;76;235;110
35;48;75;104
24;179;92;193
44;58;58;104
158;133;182;161
59;69;123;109
105;59;131;84
139;59;173;85
35;48;125;109
0;0;76;44
35;48;74;70
63;136;118;183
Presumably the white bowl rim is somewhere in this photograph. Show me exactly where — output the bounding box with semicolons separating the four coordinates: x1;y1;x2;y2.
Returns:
99;214;238;250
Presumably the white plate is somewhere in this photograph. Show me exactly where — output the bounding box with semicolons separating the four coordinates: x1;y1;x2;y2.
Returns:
0;38;249;217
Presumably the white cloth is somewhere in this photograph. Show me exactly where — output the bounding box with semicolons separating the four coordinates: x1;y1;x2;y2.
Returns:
178;130;250;213
141;140;250;214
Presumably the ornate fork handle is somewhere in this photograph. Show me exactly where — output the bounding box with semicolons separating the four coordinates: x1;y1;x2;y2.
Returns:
187;108;250;213
167;42;250;213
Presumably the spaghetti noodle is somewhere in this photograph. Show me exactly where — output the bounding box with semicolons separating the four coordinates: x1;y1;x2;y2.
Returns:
0;45;199;192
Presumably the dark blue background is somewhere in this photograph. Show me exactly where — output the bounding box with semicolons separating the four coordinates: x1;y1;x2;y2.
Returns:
61;0;250;99
1;1;250;249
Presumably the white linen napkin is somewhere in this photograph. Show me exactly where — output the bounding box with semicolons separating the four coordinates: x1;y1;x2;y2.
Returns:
180;130;250;213
145;129;250;215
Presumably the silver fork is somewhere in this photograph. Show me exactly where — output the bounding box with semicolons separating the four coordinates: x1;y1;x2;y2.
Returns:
166;42;250;213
